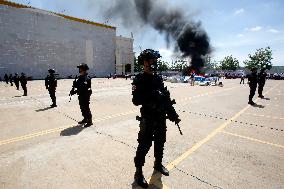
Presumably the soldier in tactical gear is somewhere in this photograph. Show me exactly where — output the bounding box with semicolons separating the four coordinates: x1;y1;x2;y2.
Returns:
45;69;57;107
9;74;13;86
4;74;9;84
247;67;258;105
14;73;20;90
70;63;93;127
258;68;267;98
20;73;27;96
132;49;181;188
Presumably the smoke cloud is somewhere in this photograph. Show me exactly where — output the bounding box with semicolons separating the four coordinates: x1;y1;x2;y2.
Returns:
105;0;212;71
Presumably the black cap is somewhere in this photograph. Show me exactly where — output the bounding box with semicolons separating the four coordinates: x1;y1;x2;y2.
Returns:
77;63;89;70
138;49;161;65
21;72;25;75
48;69;55;73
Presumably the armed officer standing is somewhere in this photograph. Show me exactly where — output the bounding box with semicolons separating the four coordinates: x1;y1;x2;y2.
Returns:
13;73;20;90
247;67;258;105
70;63;93;127
258;68;267;98
9;74;13;86
20;72;27;96
45;69;57;107
4;74;9;84
132;49;181;188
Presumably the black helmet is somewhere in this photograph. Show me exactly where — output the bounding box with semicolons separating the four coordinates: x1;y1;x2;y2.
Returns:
77;63;89;70
250;67;257;71
138;49;161;65
48;69;55;74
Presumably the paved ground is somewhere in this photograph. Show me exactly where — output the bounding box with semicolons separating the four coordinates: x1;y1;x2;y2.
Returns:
0;78;283;189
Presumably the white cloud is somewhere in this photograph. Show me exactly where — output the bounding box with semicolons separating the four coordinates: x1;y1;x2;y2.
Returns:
158;48;174;62
237;34;244;37
246;26;262;32
268;29;279;33
234;8;244;15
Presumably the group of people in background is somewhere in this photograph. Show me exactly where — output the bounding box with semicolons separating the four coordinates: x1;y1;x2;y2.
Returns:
3;73;27;96
3;63;93;128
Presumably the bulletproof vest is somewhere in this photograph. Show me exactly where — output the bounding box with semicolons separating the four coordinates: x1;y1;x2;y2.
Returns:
46;75;57;89
20;76;27;85
132;73;165;116
248;72;258;86
258;72;267;83
75;74;91;95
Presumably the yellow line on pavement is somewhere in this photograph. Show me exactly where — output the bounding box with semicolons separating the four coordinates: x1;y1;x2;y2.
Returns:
244;113;284;120
166;104;251;170
220;131;284;149
0;86;240;147
0;110;138;146
176;86;239;103
147;85;277;185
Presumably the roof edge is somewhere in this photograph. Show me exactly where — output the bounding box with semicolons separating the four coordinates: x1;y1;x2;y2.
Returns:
0;0;116;30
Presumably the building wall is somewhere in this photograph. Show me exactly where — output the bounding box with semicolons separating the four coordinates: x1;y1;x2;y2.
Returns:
0;4;116;79
115;36;134;75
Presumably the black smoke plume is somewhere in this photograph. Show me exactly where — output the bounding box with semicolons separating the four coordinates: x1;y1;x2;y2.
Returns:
106;0;211;72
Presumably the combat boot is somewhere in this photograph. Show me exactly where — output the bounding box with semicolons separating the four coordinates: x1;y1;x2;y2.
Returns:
248;101;256;105
134;167;148;188
78;119;87;124
84;119;93;127
154;162;169;176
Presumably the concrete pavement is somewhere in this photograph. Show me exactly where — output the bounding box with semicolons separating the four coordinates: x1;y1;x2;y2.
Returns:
0;78;283;189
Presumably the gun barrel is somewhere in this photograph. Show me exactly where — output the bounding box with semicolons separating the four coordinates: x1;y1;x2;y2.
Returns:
176;123;183;135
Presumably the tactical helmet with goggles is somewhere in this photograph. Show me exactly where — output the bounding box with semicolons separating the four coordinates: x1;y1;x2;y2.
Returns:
138;49;161;65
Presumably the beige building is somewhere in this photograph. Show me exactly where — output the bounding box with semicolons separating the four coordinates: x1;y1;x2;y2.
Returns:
0;1;134;79
115;36;134;75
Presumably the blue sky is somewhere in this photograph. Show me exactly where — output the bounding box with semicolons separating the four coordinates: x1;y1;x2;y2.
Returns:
9;0;284;66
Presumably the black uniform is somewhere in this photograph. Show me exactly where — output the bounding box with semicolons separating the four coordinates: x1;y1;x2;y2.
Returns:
20;73;27;96
4;74;9;84
258;70;267;97
9;74;13;86
45;74;57;106
248;71;258;103
13;74;20;90
240;75;245;84
72;74;92;123
132;72;179;169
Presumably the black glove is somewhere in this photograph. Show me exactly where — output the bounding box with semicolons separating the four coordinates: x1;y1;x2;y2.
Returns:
167;107;180;124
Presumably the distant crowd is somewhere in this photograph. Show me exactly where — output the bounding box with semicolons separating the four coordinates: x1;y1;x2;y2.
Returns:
2;73;28;96
211;72;284;80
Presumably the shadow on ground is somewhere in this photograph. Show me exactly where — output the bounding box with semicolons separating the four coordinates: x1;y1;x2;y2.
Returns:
13;95;22;98
132;171;165;189
60;125;85;136
262;97;270;100
252;104;265;108
35;107;54;112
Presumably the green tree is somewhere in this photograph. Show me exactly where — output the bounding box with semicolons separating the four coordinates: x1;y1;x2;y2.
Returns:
203;55;220;71
134;56;143;72
157;60;169;72
220;55;240;71
244;47;273;70
171;60;188;72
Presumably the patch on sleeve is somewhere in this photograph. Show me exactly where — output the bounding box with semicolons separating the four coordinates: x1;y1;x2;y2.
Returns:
132;85;137;91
